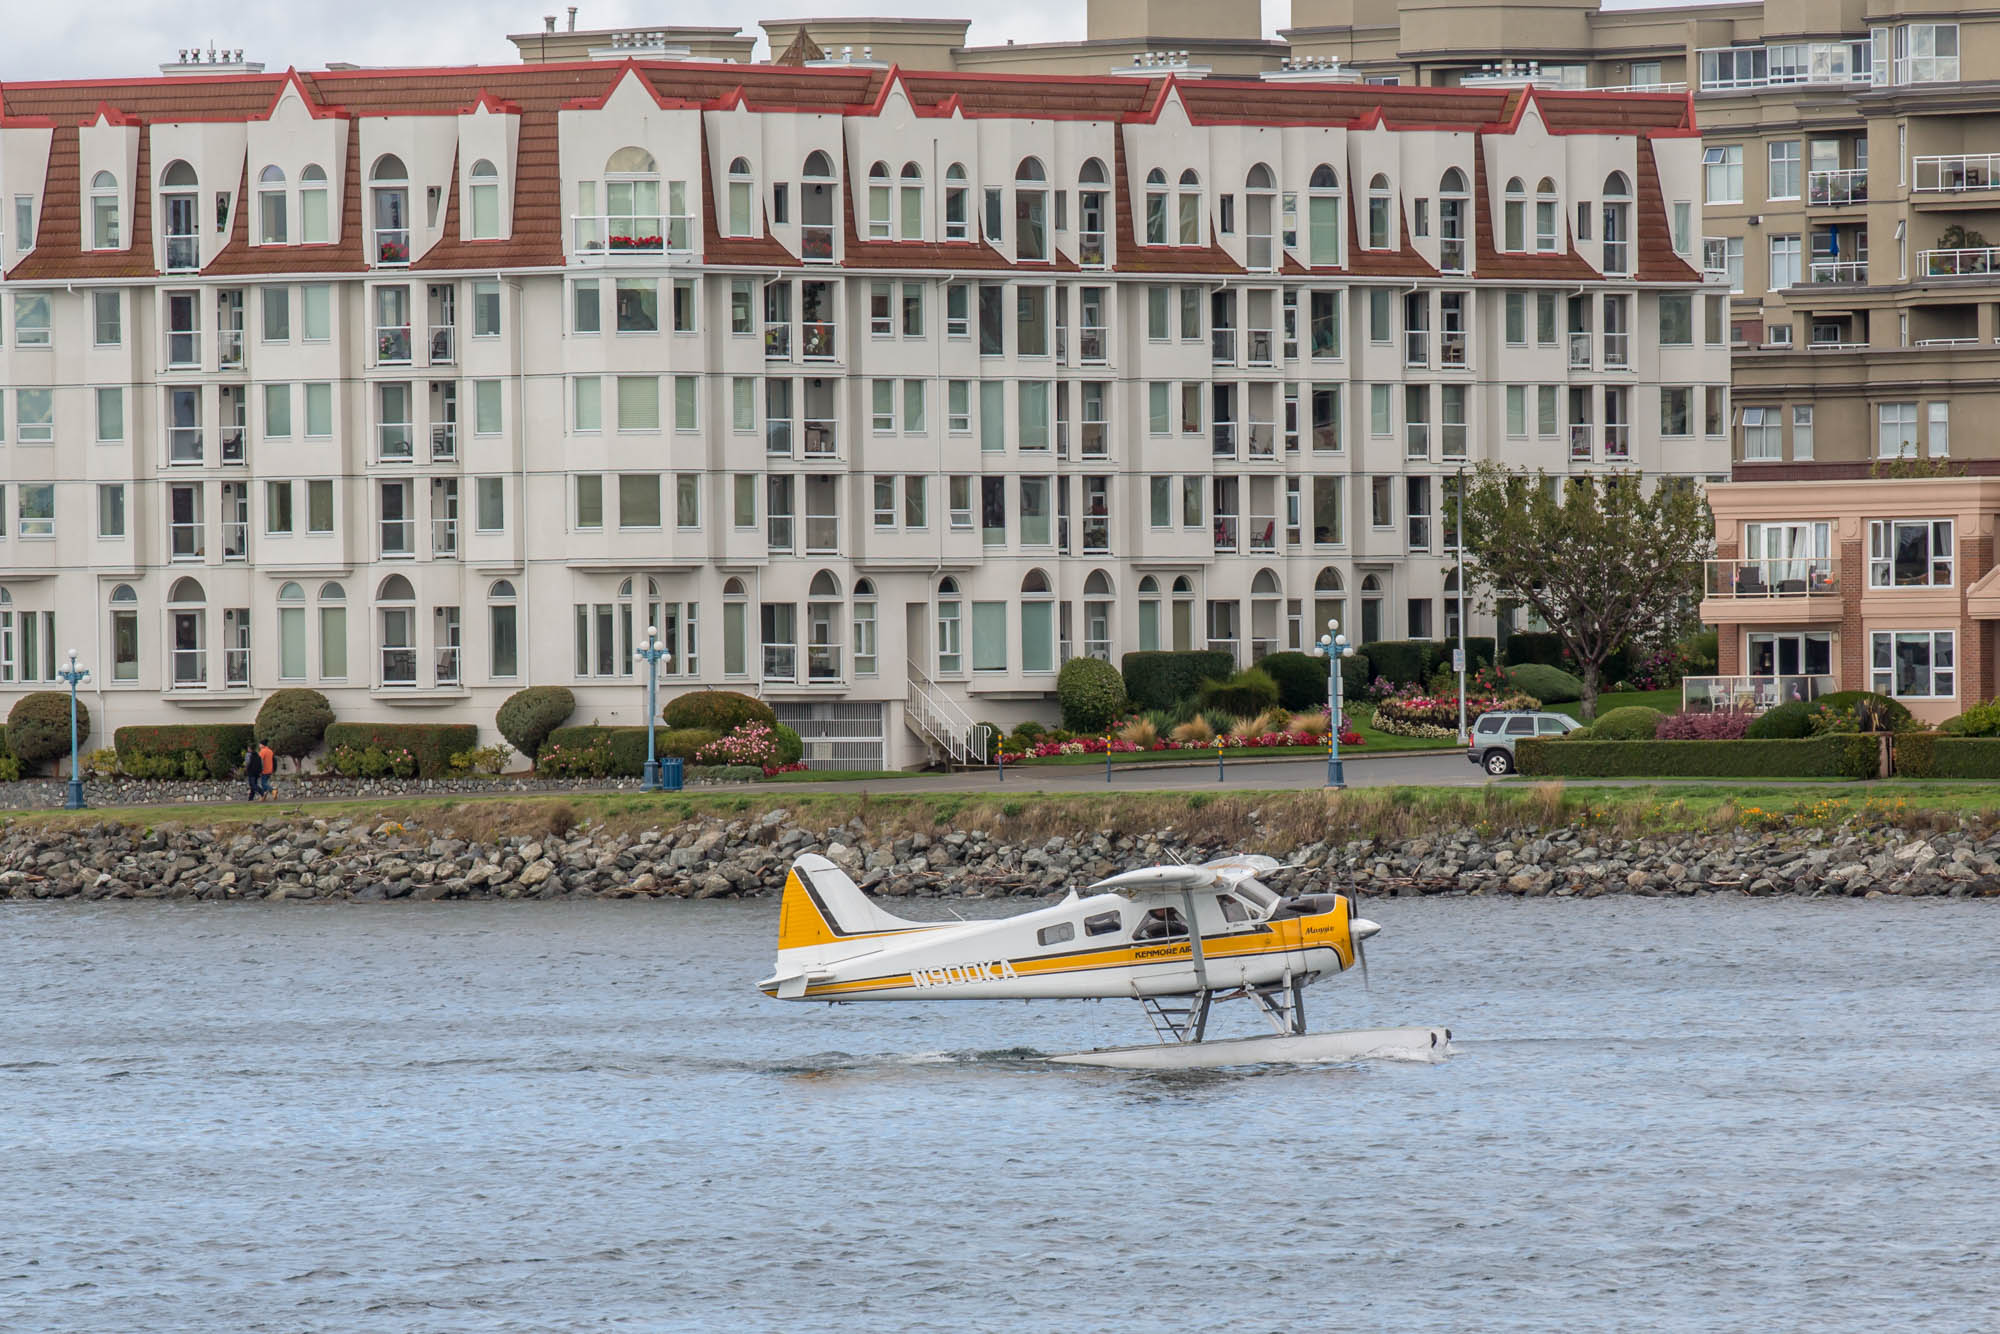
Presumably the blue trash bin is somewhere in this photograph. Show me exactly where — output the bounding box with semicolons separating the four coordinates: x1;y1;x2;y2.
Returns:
661;756;684;791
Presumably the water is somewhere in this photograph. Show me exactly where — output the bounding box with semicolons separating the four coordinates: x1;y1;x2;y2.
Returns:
4;894;1998;1332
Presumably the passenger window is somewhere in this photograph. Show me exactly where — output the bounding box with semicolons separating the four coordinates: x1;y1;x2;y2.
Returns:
1476;716;1503;734
1132;907;1188;941
1537;718;1567;734
1038;921;1076;946
1504;717;1535;735
1216;894;1248;923
1084;911;1122;937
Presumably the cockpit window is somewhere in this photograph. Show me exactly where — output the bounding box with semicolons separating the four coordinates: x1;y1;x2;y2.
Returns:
1083;911;1122;937
1132;907;1188;941
1216;894;1249;923
1233;880;1277;910
1037;921;1075;946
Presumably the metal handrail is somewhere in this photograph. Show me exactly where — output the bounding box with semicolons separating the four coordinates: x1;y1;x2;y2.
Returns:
905;657;987;765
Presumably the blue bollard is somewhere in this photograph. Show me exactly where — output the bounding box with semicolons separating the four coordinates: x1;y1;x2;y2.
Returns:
1217;741;1225;782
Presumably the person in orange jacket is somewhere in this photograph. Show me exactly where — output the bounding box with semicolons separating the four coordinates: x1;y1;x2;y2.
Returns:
257;740;276;799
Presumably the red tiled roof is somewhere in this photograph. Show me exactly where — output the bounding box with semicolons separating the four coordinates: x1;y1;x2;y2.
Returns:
1343;171;1437;280
1109;128;1243;276
837;142;1018;271
1470;136;1600;281
1634;137;1702;284
699;132;800;268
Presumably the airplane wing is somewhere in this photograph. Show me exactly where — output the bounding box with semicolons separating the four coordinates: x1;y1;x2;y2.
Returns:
1088;865;1217;892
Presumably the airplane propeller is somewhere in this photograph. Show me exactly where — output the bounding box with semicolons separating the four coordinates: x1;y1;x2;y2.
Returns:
1345;890;1379;990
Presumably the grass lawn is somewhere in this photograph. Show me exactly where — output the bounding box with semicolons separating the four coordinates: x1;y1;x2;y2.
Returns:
1549;689;1683;722
766;768;912;783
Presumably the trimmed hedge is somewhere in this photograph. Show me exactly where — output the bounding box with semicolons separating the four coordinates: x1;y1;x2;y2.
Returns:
8;693;90;772
114;724;255;780
1940;703;2000;737
1894;734;2000;778
1591;706;1665;741
1748;691;1915;740
1057;656;1128;733
1516;734;1879;779
1502;631;1628;683
497;685;576;761
1363;638;1498;688
1258;652;1329;712
542;725;723;777
1502;663;1584;705
0;724;9;759
323;723;478;780
663;689;777;733
1198;668;1281;718
1121;650;1236;710
773;723;804;767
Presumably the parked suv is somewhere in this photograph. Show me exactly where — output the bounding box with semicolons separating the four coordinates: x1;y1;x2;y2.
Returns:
1468;710;1579;775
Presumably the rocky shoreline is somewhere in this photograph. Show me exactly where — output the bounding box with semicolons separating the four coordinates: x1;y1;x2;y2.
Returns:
4;808;1998;902
0;772;756;810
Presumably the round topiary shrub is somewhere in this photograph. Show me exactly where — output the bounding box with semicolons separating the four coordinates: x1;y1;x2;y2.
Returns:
773;723;805;767
1502;663;1584;704
1590;705;1665;741
659;727;724;761
1942;701;2000;736
1808;690;1917;733
1057;657;1129;734
1197;668;1281;719
1563;726;1595;741
497;686;576;763
1745;698;1814;740
662;689;777;734
7;691;90;774
256;688;335;770
1258;651;1330;712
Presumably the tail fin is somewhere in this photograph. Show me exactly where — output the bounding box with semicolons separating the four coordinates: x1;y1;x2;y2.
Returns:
776;853;925;956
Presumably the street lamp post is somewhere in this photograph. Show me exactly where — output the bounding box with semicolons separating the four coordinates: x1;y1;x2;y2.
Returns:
58;649;89;811
1317;620;1355;789
634;626;673;791
1455;464;1470;744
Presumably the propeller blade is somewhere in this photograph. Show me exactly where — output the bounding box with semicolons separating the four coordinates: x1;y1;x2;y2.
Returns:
1345;893;1373;990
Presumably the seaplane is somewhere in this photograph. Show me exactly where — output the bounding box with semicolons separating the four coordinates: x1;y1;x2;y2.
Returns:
758;852;1451;1069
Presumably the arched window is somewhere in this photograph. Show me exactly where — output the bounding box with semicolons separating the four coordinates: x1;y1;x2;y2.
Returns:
162;161;199;270
317;582;348;681
898;162;923;241
168;577;206;688
1078;158;1109;264
90;170;120;249
1170;576;1196;652
1016;157;1048;261
1444;568;1463;640
1082;570;1114;661
1137;575;1162;652
370;155;409;266
936;576;962;675
717;576;747;677
1313;567;1345;641
276;581;307;680
726;156;754;236
801;151;836;260
1244;164;1276;269
1602;172;1632;276
1360;573;1384;643
853;577;878;676
1367;173;1392;250
300;163;330;244
1438;168;1469;273
1079;158;1107;185
259;165;287;244
1535;176;1559;252
602;147;667;255
1251;569;1281;596
867;161;892;240
1021;569;1055;672
109;583;139;681
376;575;416;687
1307;164;1342;266
1504;176;1527;252
468;158;500;239
1145;167;1169;245
485;579;519;679
1176;168;1201;244
944;162;968;240
808;570;842;681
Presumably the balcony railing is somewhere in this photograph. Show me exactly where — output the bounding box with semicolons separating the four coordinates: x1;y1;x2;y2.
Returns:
1603;331;1629;368
165;233;199;273
1569;425;1593;462
1212;329;1236;364
766;420;793;455
1441;331;1467;367
1079;326;1106;363
763;644;797;682
1440;237;1467;274
170;521;204;560
432;517;459;557
1248;329;1274;366
1705;557;1839;598
1246;233;1274;270
1212;423;1236;457
1569;332;1592;369
569;214;684;257
430;423;457;460
1247;422;1276;458
1405;331;1429;366
1080;422;1107;457
765;324;791;359
805;517;838;553
768;515;794;551
1079;229;1106;267
222;520;248;561
1206;638;1241;669
1083;515;1109;554
1810;260;1867;284
219;329;244;368
1683;674;1833;715
801;223;835;262
381;647;418;687
376;228;411;266
1913;154;2000;193
430;328;456;364
169;427;204;464
1919;247;2000;277
1213;516;1239;552
168;331;200;368
1405;424;1430;461
221;428;244;465
1602;239;1630;275
436;644;461;685
225;646;250;687
1248;515;1277;552
802;322;836;360
378;424;415;462
376;325;412;363
380;518;415;557
172;648;206;686
1603;424;1630;461
1807;169;1868;206
803;419;836;457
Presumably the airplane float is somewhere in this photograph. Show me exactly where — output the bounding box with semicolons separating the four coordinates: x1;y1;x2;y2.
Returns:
759;852;1451;1069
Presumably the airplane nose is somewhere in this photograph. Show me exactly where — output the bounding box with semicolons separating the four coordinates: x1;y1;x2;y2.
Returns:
1350;917;1381;942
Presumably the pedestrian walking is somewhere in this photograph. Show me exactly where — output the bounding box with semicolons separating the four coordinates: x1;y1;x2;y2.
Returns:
243;741;263;803
258;741;276;799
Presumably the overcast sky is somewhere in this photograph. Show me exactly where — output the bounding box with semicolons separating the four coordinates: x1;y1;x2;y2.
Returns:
6;0;1703;82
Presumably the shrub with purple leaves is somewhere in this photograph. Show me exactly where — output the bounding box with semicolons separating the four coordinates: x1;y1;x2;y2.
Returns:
1654;710;1752;741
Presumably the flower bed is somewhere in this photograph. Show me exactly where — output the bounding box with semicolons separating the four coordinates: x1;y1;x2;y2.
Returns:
1004;728;1362;763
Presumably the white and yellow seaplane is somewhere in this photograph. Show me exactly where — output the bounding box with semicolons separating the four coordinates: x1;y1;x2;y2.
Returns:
758;852;1450;1069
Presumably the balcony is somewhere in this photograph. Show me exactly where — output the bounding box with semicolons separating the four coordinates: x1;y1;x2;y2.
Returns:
433;517;459;558
1405;331;1429;367
1080;422;1107;458
381;647;418;687
768;515;794;552
803;419;837;457
430;423;457;460
380;517;415;558
1205;638;1241;669
376;325;412;364
1440;238;1467;275
222;519;248;562
1079;229;1106;267
1212;328;1237;364
1212;423;1236;458
378;424;415;462
1405;424;1430;462
1602;239;1629;276
802;322;836;360
168;330;200;369
569;214;681;259
765;324;791;359
170;520;205;560
1248;514;1277;552
169;427;204;465
763;644;797;682
1568;425;1592;462
1079;326;1107;363
1247;422;1276;458
221;428;244;465
1248;329;1274;366
1913;154;2000;193
430;328;456;365
436;644;461;686
1603;331;1628;368
1683;674;1833;715
805;516;838;553
1213;516;1239;553
1807;169;1867;207
1704;557;1840;599
1603;424;1630;461
1441;331;1467;368
1569;332;1591;369
165;232;199;273
1810;260;1867;284
376;228;411;267
219;329;244;369
766;420;793;456
1919;247;2000;278
801;223;835;262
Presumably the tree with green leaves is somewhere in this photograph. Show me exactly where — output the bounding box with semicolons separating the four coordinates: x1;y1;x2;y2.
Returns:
1456;465;1711;720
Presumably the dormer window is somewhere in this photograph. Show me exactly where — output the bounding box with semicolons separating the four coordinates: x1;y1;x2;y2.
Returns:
607;147;665;252
89;171;119;250
162;160;200;272
1177;168;1200;244
727;156;753;236
1016;157;1047;261
371;155;410;266
1145;168;1168;244
944;163;968;240
259;166;287;244
1504;177;1526;252
469;159;500;239
1307;164;1342;266
899;162;923;240
301;164;329;244
1078;159;1108;265
1244;164;1275;269
1602;171;1632;276
1536;177;1559;252
801;150;836;261
867;161;892;240
1366;173;1391;250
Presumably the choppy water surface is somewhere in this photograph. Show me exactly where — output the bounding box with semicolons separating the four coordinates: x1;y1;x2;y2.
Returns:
3;894;1998;1332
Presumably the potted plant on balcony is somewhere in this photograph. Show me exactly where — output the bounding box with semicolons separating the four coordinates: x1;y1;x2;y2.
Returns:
609;234;662;251
378;237;409;263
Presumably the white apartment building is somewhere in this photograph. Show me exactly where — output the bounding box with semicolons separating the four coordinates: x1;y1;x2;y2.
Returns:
0;59;1728;768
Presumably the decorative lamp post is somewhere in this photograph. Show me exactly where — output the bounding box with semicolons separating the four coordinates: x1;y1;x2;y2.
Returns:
59;649;89;811
1455;464;1470;744
634;626;673;791
1317;620;1355;789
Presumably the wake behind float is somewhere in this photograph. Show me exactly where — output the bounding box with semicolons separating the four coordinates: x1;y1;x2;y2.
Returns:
757;852;1453;1070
